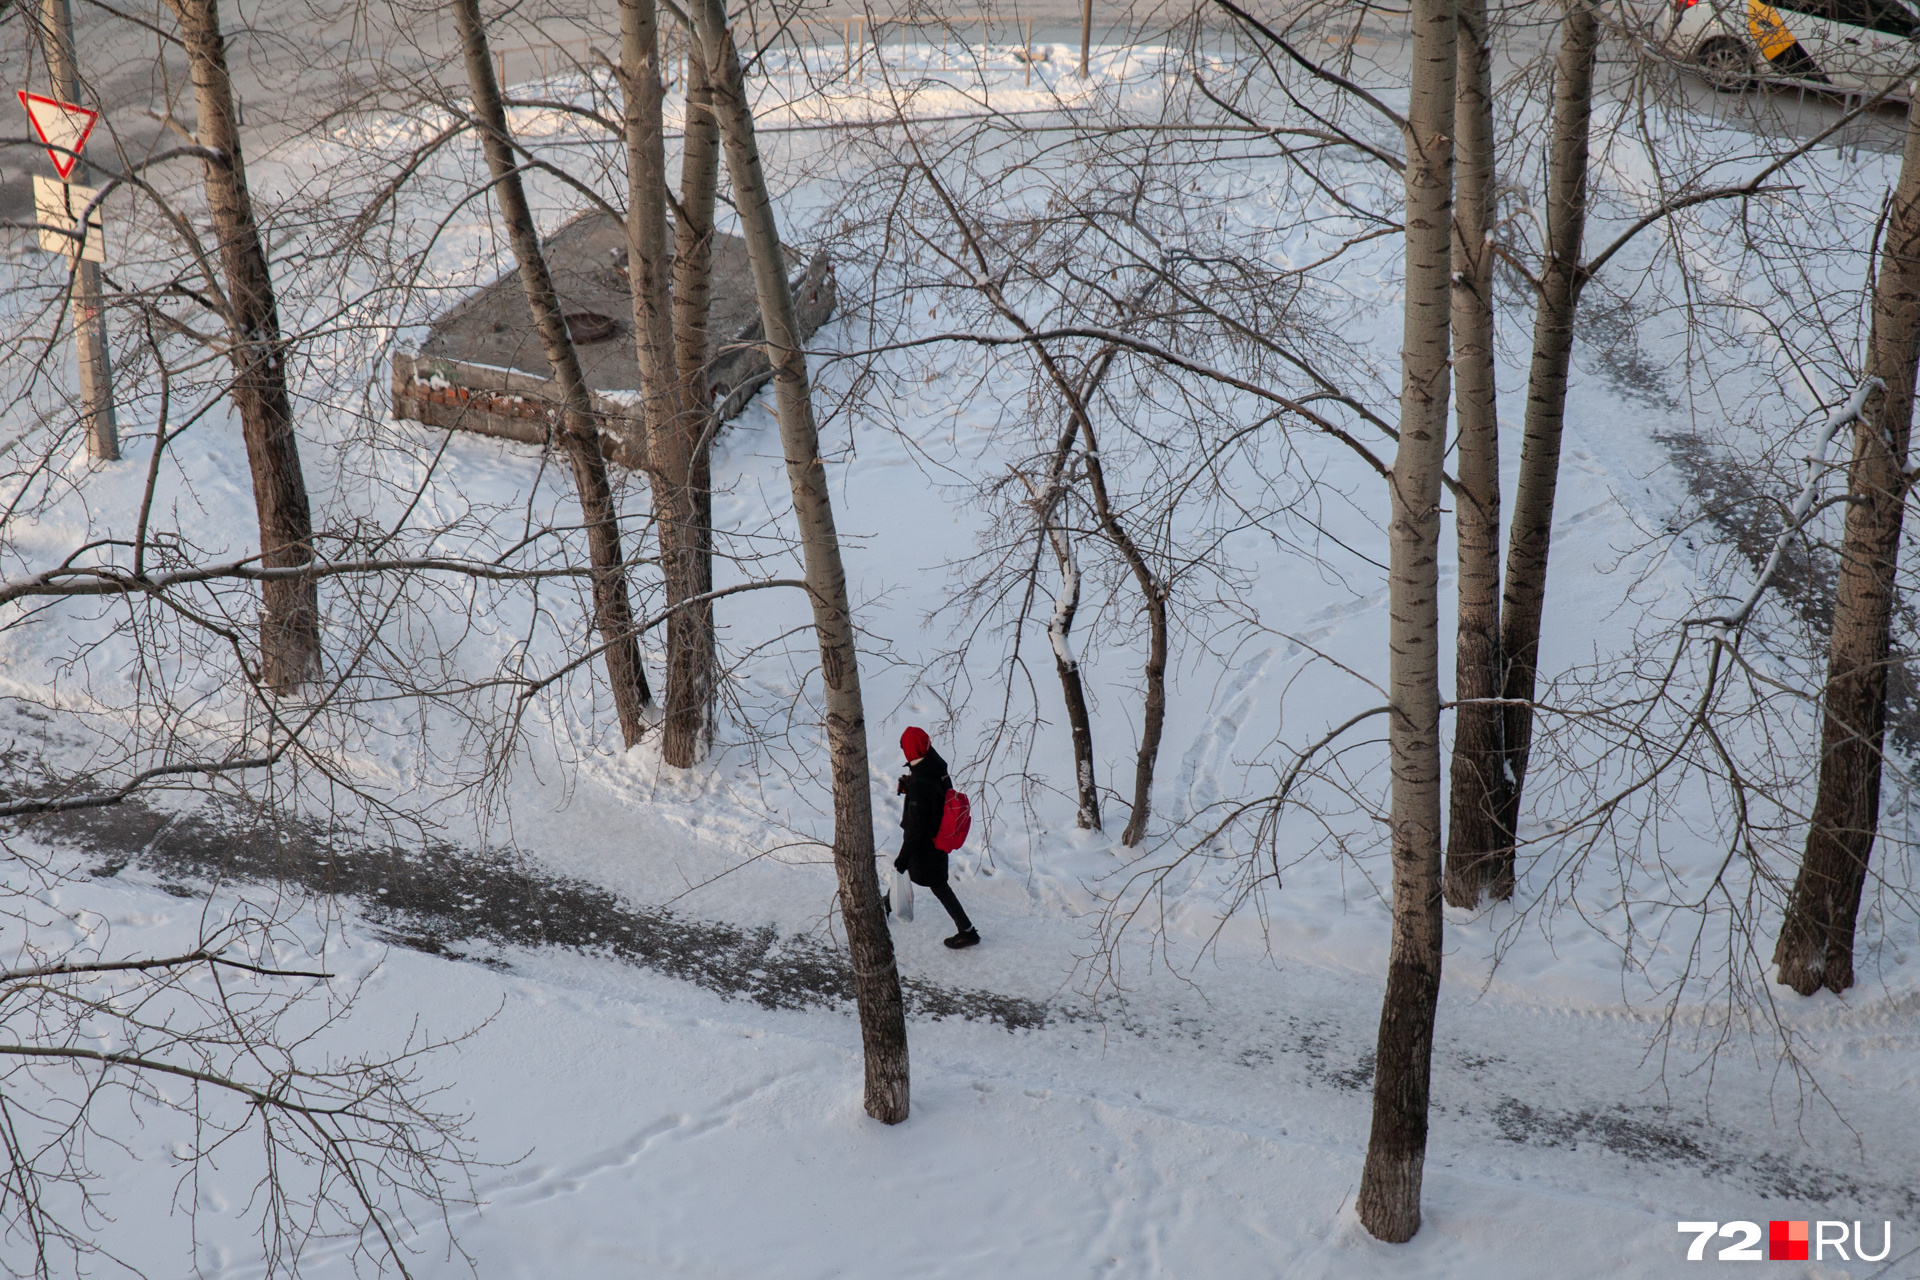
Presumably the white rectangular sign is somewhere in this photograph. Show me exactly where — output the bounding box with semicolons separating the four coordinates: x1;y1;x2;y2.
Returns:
33;174;103;264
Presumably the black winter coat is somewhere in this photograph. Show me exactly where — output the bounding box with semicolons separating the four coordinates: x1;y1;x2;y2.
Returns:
895;748;952;884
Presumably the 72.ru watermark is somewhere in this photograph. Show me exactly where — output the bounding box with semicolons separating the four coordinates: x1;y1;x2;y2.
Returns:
1678;1221;1892;1262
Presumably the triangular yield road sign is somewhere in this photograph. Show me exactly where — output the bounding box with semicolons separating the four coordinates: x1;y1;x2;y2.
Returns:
17;90;99;179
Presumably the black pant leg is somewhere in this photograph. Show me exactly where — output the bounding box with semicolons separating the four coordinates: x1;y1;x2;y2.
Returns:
926;879;973;932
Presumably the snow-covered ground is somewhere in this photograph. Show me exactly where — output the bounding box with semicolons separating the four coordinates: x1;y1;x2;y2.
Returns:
1;34;1917;1280
30;822;1920;1279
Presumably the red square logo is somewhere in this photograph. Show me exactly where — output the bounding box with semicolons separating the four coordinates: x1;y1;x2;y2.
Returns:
1770;1220;1809;1261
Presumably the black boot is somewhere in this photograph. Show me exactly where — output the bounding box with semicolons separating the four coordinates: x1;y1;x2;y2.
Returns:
943;928;980;949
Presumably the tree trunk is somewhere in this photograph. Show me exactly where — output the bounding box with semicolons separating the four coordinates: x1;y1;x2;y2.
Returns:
1357;0;1453;1244
1774;100;1920;996
1491;0;1598;881
1020;467;1101;831
673;42;721;759
1044;517;1101;831
1442;0;1506;907
623;0;712;767
688;0;909;1121
168;0;319;692
1071;421;1165;848
454;0;652;745
1028;340;1123;834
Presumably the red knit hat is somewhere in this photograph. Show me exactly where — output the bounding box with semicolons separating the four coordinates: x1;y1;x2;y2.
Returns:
900;726;931;762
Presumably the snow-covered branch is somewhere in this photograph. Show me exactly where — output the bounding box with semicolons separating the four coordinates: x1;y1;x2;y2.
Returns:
0;554;609;607
0;753;281;818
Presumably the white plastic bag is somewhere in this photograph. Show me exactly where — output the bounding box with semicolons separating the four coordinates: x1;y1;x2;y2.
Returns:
893;867;915;922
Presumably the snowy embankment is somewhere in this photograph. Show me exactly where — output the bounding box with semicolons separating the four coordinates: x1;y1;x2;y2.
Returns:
0;37;1916;1278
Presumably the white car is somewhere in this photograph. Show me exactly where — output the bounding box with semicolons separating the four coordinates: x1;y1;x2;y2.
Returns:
1666;0;1920;95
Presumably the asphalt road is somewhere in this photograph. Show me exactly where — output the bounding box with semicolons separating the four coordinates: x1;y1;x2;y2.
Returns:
3;0;1910;226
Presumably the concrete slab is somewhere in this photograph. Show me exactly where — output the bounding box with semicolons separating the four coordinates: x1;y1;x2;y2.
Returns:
392;210;835;467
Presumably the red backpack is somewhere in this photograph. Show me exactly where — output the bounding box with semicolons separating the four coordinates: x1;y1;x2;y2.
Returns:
933;788;971;852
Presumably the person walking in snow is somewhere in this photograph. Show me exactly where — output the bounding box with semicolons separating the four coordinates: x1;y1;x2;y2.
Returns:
894;726;980;949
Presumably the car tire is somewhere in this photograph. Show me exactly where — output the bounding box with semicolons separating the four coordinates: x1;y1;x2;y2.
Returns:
1696;37;1757;92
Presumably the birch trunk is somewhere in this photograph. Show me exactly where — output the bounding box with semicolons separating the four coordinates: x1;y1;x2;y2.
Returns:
1442;0;1507;906
1031;345;1121;833
1774;97;1920;995
1357;0;1454;1243
168;0;320;692
1073;425;1167;849
622;0;712;766
454;0;652;745
1044;519;1101;831
688;0;909;1121
673;43;721;757
1021;467;1101;831
1492;0;1598;879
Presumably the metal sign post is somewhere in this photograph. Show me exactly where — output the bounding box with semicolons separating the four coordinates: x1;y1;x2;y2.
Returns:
29;0;118;461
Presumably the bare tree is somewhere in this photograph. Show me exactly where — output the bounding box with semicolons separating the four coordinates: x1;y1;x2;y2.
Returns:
875;152;1181;849
164;0;322;693
1425;0;1604;902
1774;94;1920;996
685;0;909;1122
1491;0;1599;891
623;0;716;766
1041;509;1100;830
1357;0;1453;1244
0;844;473;1278
1442;0;1505;906
452;0;654;747
1082;427;1170;847
1011;333;1139;835
670;41;722;764
1020;436;1102;831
